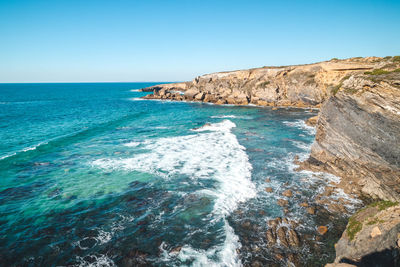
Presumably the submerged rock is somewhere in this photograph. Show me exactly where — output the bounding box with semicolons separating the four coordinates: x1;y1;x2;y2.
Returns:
282;189;293;197
265;187;273;193
277;199;289;207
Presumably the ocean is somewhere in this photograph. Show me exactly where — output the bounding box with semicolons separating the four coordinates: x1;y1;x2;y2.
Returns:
0;83;353;266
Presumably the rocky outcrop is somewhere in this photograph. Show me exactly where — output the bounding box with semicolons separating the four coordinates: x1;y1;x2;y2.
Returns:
141;57;395;107
300;70;400;201
332;202;400;266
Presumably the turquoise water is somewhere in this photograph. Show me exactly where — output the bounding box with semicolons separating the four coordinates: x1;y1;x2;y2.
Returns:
0;83;329;266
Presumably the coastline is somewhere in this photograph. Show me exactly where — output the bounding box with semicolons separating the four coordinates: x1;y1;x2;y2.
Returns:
138;56;400;266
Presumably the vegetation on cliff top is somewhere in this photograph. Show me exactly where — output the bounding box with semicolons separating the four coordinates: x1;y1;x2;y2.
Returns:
346;200;398;240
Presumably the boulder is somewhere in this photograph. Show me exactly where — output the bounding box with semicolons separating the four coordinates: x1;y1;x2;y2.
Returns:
282;189;293;197
277;226;289;248
287;229;301;247
317;226;328;235
277;199;289;207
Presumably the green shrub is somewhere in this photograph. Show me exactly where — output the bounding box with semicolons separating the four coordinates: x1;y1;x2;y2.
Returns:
331;57;339;61
393;56;400;62
347;217;362;241
364;69;390;75
331;83;342;95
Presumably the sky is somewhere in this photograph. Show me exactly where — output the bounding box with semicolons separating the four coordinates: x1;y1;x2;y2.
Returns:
0;0;399;83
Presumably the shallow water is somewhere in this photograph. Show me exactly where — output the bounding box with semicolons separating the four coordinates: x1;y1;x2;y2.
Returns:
0;83;355;266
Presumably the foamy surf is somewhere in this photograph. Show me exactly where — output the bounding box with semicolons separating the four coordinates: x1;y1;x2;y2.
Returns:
93;119;255;266
283;119;316;135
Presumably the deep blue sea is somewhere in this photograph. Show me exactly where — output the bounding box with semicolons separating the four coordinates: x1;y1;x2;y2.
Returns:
0;83;344;266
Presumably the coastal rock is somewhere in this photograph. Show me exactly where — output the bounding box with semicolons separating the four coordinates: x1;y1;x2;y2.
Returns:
265;187;273;193
301;70;400;201
282;189;293;197
317;225;328;235
266;229;277;246
140;57;394;108
307;207;316;215
287;229;301;247
277;199;288;207
305;115;318;126
332;203;400;265
277;226;289;248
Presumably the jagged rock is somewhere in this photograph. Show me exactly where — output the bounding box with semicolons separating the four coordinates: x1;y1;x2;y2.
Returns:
194;92;205;101
265;187;273;193
287;229;301;247
305;115;318;126
282;189;293;197
307;207;316;215
288;253;301;266
277;199;289;207
184;88;200;100
266;229;276;246
300;202;309;207
277;226;289;248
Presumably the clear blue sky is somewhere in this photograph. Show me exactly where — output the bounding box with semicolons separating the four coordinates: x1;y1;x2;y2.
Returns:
0;0;399;82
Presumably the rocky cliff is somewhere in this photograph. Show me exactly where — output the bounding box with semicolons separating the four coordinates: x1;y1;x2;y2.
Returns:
301;68;400;202
141;57;394;108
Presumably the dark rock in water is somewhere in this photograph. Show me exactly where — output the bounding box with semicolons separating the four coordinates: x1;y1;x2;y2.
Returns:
47;188;62;198
300;202;309;207
288;253;301;267
121;249;148;267
287;229;301;247
274;253;284;261
307;207;316;215
277;199;288;207
34;162;50;166
265;187;273;193
251;260;263;267
277;226;289;248
169;246;182;255
266;229;277;246
241;220;252;230
282;189;293;197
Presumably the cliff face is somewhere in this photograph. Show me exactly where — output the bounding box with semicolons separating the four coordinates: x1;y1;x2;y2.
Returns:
302;72;400;201
142;57;389;107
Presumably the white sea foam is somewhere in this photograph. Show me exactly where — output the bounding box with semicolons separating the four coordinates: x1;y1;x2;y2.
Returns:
76;254;115;267
93;119;255;265
283;119;316;135
0;142;46;160
123;141;140;147
177;221;241;267
210;115;237;119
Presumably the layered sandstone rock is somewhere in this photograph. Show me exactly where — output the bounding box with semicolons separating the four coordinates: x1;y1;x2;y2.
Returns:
141;57;394;107
301;71;400;201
